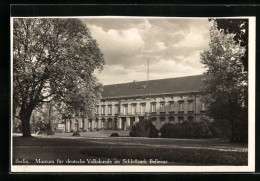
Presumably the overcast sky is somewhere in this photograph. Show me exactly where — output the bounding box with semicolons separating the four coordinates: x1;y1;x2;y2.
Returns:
81;17;212;85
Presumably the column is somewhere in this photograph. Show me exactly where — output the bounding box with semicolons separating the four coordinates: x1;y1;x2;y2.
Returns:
92;119;95;130
118;117;122;130
66;119;70;132
70;119;75;131
98;118;102;129
126;117;131;130
89;120;92;130
134;116;139;125
84;118;88;131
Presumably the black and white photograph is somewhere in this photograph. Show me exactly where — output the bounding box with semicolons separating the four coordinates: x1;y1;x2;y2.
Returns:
11;16;255;172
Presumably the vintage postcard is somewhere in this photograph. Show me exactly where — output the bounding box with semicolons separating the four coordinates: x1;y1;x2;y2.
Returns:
10;16;255;172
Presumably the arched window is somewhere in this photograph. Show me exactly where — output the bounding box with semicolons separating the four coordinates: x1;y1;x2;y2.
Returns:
178;116;184;123
187;116;194;122
168;116;175;122
159;116;166;122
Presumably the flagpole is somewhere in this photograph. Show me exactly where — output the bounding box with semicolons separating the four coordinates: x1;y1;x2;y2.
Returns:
147;57;150;81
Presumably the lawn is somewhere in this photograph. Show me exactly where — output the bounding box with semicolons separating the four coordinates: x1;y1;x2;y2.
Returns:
12;132;248;166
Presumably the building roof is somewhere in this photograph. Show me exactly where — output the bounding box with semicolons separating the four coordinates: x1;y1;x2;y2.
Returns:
101;75;206;99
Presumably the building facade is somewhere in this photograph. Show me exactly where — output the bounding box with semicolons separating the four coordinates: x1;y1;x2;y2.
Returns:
64;75;208;132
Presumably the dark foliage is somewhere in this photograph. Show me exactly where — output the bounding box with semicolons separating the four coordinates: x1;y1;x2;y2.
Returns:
130;119;158;138
201;20;248;142
160;120;214;139
46;130;55;135
210;19;248;71
13;18;104;137
110;133;119;137
72;132;80;137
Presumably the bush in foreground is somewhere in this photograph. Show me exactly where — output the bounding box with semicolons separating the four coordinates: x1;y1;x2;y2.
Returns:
130;119;158;138
160;120;213;138
72;132;80;137
46;130;55;135
110;133;119;137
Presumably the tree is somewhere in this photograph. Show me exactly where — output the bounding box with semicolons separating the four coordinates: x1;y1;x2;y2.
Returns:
13;18;104;137
200;22;248;142
209;19;248;71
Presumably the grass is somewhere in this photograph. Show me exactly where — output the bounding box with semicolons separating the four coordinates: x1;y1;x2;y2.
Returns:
12;132;248;166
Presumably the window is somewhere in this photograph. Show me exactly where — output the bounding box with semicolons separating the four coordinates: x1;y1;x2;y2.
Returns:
115;104;119;114
188;116;194;122
108;105;112;115
179;101;183;111
123;104;128;115
151;103;156;112
101;105;105;115
95;106;99;114
201;103;206;111
160;103;165;112
131;104;136;114
178;116;184;123
141;103;146;114
170;102;174;111
188;101;193;111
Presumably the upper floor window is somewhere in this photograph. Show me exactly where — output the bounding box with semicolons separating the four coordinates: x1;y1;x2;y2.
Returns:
151;103;156;112
101;105;105;115
201;103;206;111
170;102;174;111
179;101;184;111
115;104;119;114
131;104;136;114
123;104;128;115
108;105;112;115
95;106;99;114
140;103;146;113
188;101;193;111
160;103;165;112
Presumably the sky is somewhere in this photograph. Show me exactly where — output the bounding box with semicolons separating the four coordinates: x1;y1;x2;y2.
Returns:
81;17;212;85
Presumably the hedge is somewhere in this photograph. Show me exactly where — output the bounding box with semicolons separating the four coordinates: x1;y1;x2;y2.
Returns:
160;120;214;138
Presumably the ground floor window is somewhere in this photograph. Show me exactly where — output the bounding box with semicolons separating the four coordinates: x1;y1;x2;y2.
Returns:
178;116;184;123
188;116;194;122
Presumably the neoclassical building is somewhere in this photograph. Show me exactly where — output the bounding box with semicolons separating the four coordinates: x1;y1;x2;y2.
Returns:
64;75;208;132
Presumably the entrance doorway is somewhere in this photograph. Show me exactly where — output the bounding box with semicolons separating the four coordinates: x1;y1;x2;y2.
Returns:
130;117;135;129
121;117;126;130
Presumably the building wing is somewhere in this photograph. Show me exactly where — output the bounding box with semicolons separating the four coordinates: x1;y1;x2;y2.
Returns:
101;75;206;98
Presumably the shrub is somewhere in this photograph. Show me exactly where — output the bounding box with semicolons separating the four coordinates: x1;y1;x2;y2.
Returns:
110;133;119;137
46;130;55;135
72;132;80;136
160;120;213;138
211;119;232;139
36;131;45;135
130;119;158;138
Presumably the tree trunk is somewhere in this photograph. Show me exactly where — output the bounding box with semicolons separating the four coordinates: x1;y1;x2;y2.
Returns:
20;109;33;137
